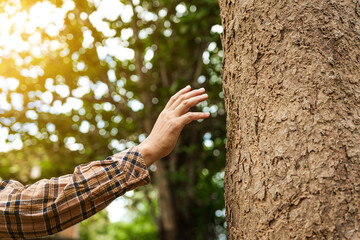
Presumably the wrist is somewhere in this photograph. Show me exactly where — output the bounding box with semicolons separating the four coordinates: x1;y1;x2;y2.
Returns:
137;141;155;167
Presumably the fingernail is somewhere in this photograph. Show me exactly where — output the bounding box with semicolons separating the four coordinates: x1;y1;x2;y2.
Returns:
185;85;191;89
202;93;208;97
199;87;205;91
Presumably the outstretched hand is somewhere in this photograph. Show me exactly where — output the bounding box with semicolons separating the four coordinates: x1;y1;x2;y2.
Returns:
137;85;210;167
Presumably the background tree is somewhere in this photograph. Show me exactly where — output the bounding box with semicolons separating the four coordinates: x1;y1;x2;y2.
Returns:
219;0;360;239
0;0;226;239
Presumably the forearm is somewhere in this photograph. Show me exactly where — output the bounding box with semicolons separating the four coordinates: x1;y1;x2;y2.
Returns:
0;147;150;239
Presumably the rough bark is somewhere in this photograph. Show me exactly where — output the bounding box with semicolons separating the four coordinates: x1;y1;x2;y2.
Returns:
219;0;360;239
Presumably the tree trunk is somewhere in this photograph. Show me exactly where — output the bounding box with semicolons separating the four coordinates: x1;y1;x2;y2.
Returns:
154;160;178;240
219;0;360;239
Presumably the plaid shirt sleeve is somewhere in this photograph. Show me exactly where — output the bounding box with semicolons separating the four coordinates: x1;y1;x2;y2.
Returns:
0;147;150;240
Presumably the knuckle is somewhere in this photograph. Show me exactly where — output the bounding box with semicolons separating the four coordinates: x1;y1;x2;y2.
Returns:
169;119;179;127
186;114;194;123
160;111;171;120
159;110;166;117
183;99;190;106
164;113;172;121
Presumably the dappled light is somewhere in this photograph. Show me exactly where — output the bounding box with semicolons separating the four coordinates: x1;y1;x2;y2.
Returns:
0;0;225;239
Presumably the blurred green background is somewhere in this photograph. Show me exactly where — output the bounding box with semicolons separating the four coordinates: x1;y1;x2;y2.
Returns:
0;0;225;239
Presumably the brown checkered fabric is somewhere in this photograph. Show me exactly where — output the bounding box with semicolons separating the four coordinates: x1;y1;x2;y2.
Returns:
0;147;150;239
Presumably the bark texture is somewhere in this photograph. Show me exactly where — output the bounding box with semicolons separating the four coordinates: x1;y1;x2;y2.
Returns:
219;0;360;239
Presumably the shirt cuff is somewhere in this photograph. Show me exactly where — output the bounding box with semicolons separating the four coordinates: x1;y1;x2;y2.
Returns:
112;146;151;188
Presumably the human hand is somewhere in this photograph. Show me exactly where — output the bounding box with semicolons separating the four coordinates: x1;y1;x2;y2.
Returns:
137;85;210;167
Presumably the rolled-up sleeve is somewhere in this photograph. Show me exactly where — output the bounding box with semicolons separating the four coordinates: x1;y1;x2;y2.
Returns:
0;147;150;239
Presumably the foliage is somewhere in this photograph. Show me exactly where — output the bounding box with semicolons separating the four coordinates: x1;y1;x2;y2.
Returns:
80;191;157;240
0;0;226;238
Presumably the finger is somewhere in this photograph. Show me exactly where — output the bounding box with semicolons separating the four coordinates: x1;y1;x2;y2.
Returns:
169;87;205;110
178;112;210;126
165;85;191;109
174;93;208;115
